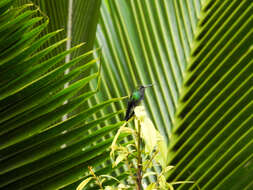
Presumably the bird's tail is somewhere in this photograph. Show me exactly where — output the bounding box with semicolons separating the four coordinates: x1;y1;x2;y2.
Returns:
124;111;135;121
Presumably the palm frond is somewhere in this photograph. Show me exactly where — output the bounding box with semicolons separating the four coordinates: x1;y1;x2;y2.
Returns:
0;1;124;189
92;0;202;141
167;0;252;189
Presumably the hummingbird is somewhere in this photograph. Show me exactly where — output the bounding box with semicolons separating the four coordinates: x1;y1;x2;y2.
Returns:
124;84;153;121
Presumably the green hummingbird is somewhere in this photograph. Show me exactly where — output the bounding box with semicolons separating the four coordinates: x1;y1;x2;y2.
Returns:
124;84;153;121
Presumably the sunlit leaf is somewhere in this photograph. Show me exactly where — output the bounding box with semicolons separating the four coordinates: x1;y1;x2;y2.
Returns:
110;122;132;158
143;172;157;179
155;131;168;168
100;175;120;183
104;186;115;190
134;106;146;121
146;183;156;190
113;153;128;167
140;118;157;154
163;165;174;174
76;177;93;190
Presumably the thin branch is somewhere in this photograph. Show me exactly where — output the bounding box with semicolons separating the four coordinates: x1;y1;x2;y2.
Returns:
143;149;159;173
136;120;143;190
88;166;104;189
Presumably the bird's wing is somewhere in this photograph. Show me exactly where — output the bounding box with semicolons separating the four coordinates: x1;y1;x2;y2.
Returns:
124;100;134;121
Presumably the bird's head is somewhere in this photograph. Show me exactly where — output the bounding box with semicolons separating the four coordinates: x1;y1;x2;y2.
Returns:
138;84;153;93
139;84;153;89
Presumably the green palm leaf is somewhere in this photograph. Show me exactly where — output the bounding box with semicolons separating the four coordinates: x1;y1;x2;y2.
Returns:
91;0;251;189
0;1;125;189
167;1;252;189
1;0;251;189
91;0;203;140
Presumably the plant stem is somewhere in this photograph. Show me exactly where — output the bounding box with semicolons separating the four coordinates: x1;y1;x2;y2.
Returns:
136;120;142;190
143;149;159;173
88;166;104;189
126;154;137;188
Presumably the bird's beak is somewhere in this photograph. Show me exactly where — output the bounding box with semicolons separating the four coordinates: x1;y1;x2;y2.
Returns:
144;84;153;88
